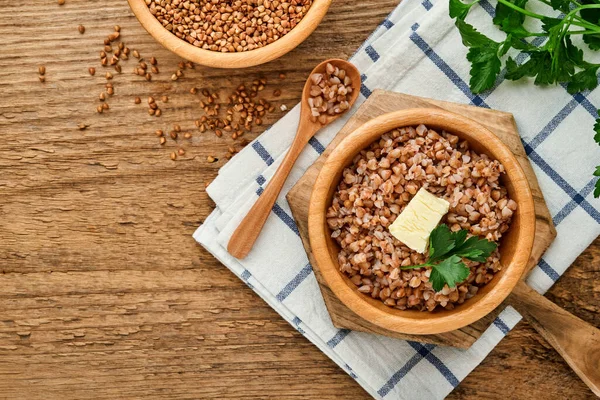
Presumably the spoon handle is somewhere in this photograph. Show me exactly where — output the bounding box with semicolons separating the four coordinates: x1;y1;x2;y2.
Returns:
227;124;316;259
508;281;600;396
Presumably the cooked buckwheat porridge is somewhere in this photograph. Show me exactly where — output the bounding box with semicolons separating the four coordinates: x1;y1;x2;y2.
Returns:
326;124;517;312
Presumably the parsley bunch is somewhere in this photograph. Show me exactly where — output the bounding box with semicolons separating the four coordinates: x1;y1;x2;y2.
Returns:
450;0;600;197
401;224;497;292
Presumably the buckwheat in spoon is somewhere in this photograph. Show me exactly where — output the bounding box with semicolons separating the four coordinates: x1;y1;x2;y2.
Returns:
227;59;361;259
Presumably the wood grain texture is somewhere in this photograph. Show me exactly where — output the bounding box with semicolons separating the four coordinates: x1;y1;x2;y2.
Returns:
0;0;597;399
289;91;551;347
227;60;360;258
509;281;600;396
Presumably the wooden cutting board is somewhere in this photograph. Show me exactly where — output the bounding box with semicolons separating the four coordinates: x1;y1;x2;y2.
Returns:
286;90;557;349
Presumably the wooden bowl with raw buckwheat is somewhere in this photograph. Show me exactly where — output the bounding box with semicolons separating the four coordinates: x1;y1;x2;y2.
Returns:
308;108;536;335
127;0;332;68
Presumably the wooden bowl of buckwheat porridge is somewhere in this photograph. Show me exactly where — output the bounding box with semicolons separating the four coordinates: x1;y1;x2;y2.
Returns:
308;108;536;335
128;0;332;68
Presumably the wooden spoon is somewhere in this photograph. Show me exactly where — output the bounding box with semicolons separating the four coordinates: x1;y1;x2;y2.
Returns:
227;59;361;259
508;281;600;396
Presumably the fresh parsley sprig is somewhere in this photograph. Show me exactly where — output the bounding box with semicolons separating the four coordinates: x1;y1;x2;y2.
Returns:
449;0;600;197
401;224;497;292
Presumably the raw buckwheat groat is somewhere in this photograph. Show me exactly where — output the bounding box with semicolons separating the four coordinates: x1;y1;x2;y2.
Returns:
145;0;313;53
307;62;353;124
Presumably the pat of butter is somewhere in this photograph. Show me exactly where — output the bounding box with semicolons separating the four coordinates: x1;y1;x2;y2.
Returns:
388;188;450;253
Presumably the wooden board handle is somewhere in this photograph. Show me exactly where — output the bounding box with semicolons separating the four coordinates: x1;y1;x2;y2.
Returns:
508;281;600;396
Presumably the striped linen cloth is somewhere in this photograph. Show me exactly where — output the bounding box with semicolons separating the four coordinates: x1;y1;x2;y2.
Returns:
194;0;600;398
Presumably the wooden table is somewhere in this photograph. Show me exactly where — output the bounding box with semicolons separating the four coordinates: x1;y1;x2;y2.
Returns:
1;1;598;398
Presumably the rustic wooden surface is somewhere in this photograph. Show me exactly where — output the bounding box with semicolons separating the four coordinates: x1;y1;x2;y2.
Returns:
287;90;555;348
0;0;598;399
508;281;600;396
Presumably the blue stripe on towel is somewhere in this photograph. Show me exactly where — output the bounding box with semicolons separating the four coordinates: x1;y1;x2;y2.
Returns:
409;31;490;108
493;317;511;335
378;348;427;397
276;264;313;302
240;269;253;289
308;136;325;155
553;178;598;225
251;141;274;166
327;329;351;348
408;342;459;388
255;186;300;236
424;352;460;387
524;146;600;224
365;45;380;62
292;316;305;334
478;0;496;16
382;19;394;29
345;364;358;379
538;259;561;282
361;83;373;98
527;99;579;150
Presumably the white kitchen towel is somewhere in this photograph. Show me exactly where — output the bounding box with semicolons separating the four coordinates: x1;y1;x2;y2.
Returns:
194;0;600;398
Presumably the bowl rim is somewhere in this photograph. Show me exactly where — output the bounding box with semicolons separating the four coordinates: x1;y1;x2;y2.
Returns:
308;108;536;335
127;0;333;69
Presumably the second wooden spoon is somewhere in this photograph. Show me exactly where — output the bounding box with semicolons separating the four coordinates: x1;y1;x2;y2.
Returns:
227;59;361;259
